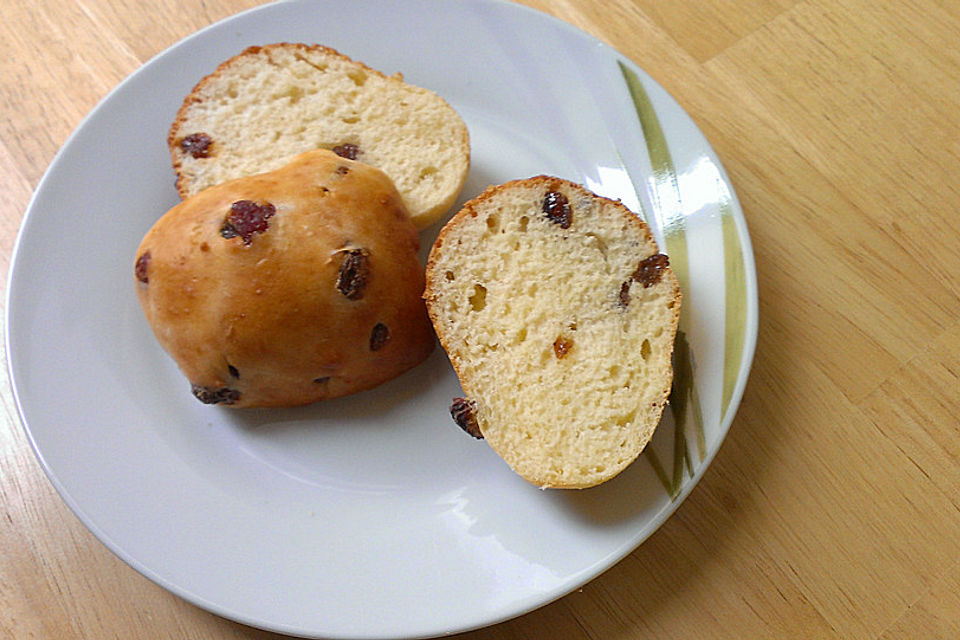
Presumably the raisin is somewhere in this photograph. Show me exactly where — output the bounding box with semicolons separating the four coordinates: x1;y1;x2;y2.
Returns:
618;280;631;308
221;200;276;245
313;376;330;384
180;133;213;158
553;336;574;359
450;397;483;439
227;364;239;378
135;251;151;283
542;190;572;229
633;254;670;288
191;384;240;405
332;143;360;160
369;323;390;351
336;249;370;299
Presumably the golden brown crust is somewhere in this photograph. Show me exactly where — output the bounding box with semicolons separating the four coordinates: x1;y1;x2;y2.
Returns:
136;149;435;408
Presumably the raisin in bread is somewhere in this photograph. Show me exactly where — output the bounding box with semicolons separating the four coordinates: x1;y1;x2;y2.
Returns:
135;149;434;408
424;177;681;488
169;42;470;229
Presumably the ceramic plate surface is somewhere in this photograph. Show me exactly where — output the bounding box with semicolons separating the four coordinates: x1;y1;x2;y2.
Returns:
6;1;757;638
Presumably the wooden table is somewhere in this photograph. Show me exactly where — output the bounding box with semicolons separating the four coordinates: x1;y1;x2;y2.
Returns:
2;1;958;638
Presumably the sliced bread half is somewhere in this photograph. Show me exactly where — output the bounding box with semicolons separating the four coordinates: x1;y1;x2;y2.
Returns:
424;177;681;488
168;43;470;228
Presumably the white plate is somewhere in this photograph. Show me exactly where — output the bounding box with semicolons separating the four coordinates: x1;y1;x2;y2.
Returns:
5;1;757;638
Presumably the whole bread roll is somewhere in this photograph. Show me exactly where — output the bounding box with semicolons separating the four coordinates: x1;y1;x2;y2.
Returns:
134;149;435;408
168;42;470;229
424;177;681;488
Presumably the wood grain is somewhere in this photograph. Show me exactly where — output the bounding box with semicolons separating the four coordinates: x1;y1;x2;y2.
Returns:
2;1;958;638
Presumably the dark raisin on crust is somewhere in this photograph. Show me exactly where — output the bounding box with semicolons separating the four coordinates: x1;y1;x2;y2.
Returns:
135;252;151;284
553;336;574;359
369;322;390;351
221;200;276;245
180;133;213;158
227;364;239;378
633;253;670;288
191;384;240;405
332;143;360;160
542;190;572;229
450;397;483;439
336;249;370;299
313;376;331;384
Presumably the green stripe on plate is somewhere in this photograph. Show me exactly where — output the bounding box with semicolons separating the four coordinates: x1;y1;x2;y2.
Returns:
720;190;747;421
619;61;707;498
643;448;675;498
617;61;690;290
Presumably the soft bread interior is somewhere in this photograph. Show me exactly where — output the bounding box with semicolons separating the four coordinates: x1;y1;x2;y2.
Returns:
425;178;681;488
169;43;470;228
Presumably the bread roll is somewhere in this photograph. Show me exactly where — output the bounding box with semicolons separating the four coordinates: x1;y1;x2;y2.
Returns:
424;177;681;488
135;149;434;408
168;43;470;229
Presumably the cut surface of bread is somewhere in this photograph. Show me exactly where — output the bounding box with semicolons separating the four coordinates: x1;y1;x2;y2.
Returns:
169;43;470;229
424;177;681;488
